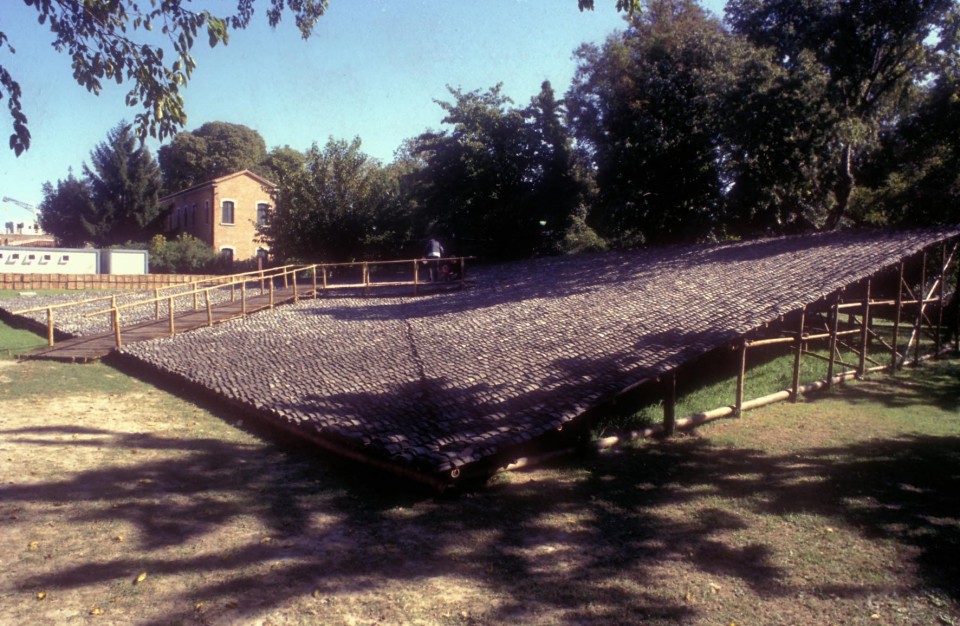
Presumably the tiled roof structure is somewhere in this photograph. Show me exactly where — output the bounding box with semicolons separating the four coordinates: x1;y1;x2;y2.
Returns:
120;228;960;482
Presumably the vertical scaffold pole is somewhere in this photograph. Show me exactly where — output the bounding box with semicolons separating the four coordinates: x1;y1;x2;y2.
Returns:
663;371;677;436
914;251;926;366
891;262;904;371
936;242;946;357
827;295;840;387
858;279;871;378
792;306;806;401
735;339;747;417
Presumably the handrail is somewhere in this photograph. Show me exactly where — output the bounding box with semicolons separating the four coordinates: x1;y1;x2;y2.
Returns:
16;256;470;348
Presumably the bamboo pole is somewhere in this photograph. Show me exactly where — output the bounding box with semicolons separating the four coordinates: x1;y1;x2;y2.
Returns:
110;295;117;330
46;307;54;347
413;260;419;296
746;336;795;348
792;306;806;401
914;251;926;366
154;288;160;320
205;290;213;327
827;296;840;388
936;242;945;357
113;308;121;347
269;279;275;309
735;340;747;417
322;264;328;291
231;277;236;303
363;262;369;296
663;371;676;436
168;296;175;336
283;270;288;289
293;270;299;303
858;279;871;377
312;265;318;299
260;270;265;296
892;261;903;370
241;281;247;317
193;287;198;311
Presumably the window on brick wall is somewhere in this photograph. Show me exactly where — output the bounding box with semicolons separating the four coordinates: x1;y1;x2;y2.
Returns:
257;203;270;226
221;200;235;224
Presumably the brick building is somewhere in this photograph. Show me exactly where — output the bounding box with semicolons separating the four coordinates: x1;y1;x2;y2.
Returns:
160;170;276;262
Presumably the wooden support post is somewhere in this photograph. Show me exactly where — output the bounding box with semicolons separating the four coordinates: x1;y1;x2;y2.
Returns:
293;271;299;303
891;262;904;370
113;308;122;348
269;280;275;309
241;281;247;317
936;242;945;357
413;260;419;296
283;270;288;289
322;264;328;291
735;340;747;417
792;306;806;401
46;307;54;347
363;262;369;296
956;243;960;353
858;279;871;377
230;278;236;303
460;257;466;289
168;296;175;337
192;288;198;311
827;296;840;387
154;288;160;320
260;270;265;296
312;266;318;299
110;295;117;330
205;290;212;326
663;371;677;436
914;251;926;366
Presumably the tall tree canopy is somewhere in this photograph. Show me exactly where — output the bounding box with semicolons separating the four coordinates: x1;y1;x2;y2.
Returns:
40;122;162;246
409;83;589;259
726;0;960;228
264;137;396;262
158;121;268;192
568;0;734;245
1;0;326;155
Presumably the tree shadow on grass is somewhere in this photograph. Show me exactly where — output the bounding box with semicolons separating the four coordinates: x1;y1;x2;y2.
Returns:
2;407;959;624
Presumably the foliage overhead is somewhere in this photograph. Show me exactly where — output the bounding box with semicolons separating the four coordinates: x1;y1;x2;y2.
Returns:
1;0;327;155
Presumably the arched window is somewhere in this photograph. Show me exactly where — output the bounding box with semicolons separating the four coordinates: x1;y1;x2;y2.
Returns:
221;200;235;224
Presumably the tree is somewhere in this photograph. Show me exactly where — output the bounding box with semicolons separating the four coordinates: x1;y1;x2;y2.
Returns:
38;171;96;247
39;122;162;247
85;122;164;245
264;137;394;262
409;85;535;258
158;121;268;192
567;0;734;246
727;0;960;228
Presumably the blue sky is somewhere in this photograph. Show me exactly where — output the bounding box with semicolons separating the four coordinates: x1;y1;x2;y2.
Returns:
0;0;724;225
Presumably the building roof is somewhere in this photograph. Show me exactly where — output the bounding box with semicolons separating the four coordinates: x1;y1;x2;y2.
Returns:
158;169;277;203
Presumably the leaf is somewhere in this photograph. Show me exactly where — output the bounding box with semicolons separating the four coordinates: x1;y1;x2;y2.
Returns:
27;541;39;551
36;591;47;600
134;572;147;585
90;607;104;615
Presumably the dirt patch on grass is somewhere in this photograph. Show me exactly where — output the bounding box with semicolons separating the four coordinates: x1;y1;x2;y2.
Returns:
1;358;959;625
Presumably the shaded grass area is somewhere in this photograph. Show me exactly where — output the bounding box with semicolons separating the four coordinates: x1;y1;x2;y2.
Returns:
0;330;958;625
0;317;47;358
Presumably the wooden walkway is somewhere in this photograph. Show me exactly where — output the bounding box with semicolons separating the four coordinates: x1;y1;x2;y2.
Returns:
19;285;303;363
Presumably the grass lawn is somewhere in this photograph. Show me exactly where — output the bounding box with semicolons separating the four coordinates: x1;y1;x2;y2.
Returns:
0;317;958;625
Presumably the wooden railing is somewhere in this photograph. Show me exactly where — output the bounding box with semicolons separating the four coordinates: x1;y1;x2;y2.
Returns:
12;257;469;348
